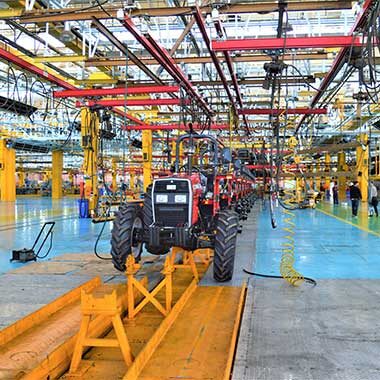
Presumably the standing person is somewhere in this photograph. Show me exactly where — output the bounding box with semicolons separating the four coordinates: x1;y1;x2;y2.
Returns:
332;181;339;205
349;181;362;217
369;182;379;217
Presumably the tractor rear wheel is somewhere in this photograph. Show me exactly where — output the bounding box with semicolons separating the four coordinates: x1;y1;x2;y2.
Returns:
143;190;170;255
213;210;239;282
110;203;143;271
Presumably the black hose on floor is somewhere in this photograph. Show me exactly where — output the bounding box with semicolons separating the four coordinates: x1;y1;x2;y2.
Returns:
243;268;317;287
94;220;112;260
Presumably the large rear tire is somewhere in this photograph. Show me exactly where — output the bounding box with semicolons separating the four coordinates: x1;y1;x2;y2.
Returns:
213;210;239;282
143;190;170;255
110;203;143;271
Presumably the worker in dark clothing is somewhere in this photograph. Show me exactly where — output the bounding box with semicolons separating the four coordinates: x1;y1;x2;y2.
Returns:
349;181;362;217
332;181;339;205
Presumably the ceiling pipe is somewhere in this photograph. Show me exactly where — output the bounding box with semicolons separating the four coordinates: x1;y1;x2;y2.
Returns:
295;0;375;133
122;15;212;117
213;18;250;134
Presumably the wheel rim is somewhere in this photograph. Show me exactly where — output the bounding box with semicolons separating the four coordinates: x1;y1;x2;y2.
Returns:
131;216;143;258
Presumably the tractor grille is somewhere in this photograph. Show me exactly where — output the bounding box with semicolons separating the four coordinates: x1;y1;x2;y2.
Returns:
154;206;189;227
152;179;191;227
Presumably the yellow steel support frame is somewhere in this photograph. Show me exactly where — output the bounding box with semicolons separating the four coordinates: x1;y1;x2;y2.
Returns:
69;288;134;374
0;139;16;201
356;133;369;201
81;108;99;214
52;150;63;199
142;130;152;192
126;255;174;319
337;151;346;200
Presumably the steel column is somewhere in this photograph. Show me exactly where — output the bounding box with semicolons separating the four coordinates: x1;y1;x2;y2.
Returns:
356;133;369;202
81;109;99;215
0;139;16;202
52;150;63;199
142;130;152;192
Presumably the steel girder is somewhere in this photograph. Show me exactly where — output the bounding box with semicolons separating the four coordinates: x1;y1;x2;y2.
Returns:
53;86;179;98
239;108;327;115
212;36;363;52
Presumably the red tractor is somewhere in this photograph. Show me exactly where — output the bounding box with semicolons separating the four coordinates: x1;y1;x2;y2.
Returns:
110;133;254;282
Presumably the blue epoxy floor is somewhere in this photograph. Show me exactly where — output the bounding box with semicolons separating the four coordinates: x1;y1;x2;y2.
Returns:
1;197;379;279
0;197;111;274
254;201;380;279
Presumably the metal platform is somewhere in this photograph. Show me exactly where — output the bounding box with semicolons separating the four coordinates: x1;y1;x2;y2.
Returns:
0;251;246;380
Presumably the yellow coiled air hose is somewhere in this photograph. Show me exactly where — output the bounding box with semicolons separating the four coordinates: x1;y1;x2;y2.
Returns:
279;138;304;286
279;187;304;286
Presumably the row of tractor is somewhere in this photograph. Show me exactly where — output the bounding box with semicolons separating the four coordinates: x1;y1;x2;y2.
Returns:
110;133;256;282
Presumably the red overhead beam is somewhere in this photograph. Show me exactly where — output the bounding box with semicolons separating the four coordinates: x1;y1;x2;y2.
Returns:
122;123;230;131
0;46;145;125
76;98;189;108
0;47;76;90
239;108;327;115
53;85;179;98
296;0;374;132
212;35;363;52
123;15;212;116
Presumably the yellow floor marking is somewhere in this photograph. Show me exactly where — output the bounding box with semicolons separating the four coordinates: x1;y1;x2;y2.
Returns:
316;208;380;238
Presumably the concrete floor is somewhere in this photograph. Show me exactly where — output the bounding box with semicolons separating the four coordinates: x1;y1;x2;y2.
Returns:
1;196;380;379
233;200;380;380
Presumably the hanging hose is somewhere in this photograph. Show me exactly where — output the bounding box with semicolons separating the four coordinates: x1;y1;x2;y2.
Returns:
279;193;304;286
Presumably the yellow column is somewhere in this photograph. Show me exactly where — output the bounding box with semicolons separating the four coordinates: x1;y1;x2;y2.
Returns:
142;130;152;191
129;172;135;192
171;140;176;163
52;150;63;199
337;152;346;200
18;171;25;187
0;139;16;201
356;133;369;202
112;159;117;191
315;159;321;191
81;108;99;214
325;153;331;188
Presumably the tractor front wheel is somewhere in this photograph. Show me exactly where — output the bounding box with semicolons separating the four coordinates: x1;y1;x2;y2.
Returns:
110;203;143;271
213;210;239;282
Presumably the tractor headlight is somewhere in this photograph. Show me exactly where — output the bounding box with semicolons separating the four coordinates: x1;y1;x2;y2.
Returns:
174;194;187;203
156;194;168;203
